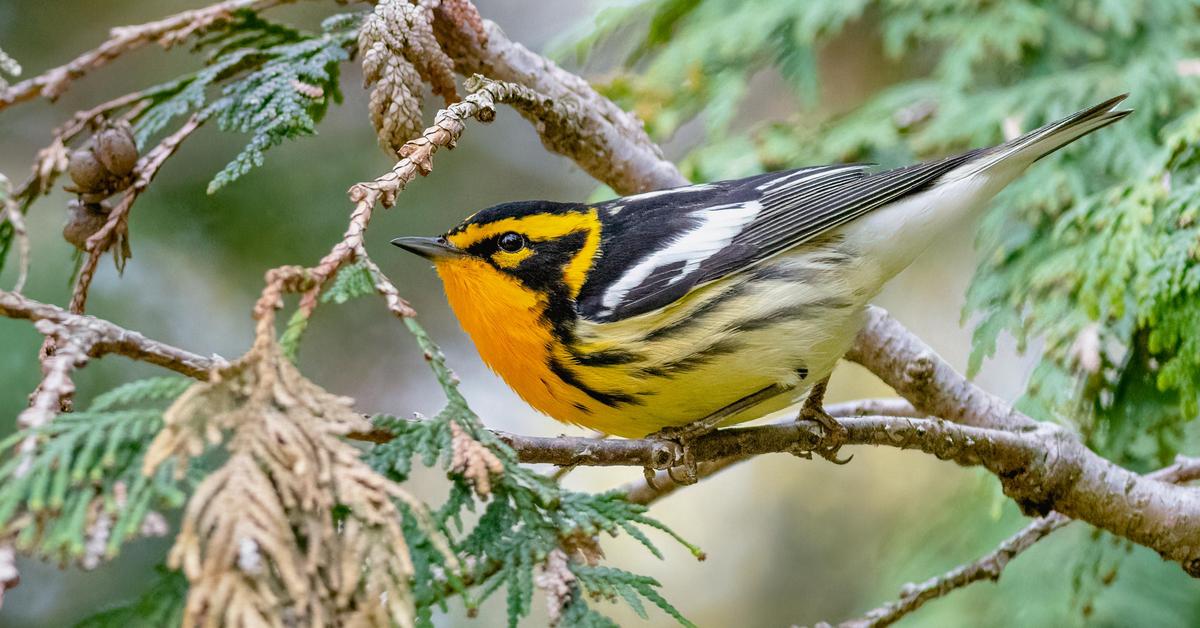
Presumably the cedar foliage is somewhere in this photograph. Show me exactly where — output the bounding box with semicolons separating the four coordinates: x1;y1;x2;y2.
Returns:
5;0;1199;626
0;6;695;628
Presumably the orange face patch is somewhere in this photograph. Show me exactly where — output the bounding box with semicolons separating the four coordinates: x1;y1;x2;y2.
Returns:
432;256;600;423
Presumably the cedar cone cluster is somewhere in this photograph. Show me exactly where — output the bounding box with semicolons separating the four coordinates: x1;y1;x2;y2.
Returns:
60;121;137;249
61;121;137;249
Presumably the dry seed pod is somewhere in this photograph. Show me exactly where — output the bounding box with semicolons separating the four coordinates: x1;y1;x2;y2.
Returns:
62;200;108;249
67;148;108;192
94;124;138;176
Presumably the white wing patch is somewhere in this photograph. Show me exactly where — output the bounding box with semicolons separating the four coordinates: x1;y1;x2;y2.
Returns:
598;200;761;314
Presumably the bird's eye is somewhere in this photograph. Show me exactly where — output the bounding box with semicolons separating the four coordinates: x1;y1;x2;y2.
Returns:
498;232;525;253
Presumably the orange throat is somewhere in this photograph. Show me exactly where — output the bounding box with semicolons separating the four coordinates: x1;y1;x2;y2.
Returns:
433;257;596;425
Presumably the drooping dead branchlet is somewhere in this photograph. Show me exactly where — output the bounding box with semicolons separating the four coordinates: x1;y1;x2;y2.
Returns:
535;548;576;626
290;79;325;100
0;46;20;90
560;529;605;567
144;336;440;627
449;419;504;498
359;0;459;158
363;42;424;158
0;174;28;293
0;542;16;610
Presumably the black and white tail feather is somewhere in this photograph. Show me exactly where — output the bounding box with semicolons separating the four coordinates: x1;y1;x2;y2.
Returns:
576;94;1131;322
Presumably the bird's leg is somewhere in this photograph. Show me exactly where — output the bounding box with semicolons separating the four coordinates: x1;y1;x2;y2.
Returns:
796;376;852;464
647;383;793;485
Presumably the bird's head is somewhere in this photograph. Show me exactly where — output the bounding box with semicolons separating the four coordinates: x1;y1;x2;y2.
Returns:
392;200;603;309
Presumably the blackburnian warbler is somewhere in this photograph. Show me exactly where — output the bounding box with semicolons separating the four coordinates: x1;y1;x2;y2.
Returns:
393;95;1129;440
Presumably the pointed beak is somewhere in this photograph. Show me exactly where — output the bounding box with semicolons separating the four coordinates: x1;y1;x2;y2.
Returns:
390;236;465;260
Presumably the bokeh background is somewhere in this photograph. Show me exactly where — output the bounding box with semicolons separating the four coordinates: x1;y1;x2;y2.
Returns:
2;1;1199;626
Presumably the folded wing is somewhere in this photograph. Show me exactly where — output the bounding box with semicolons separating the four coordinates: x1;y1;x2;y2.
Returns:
576;154;981;322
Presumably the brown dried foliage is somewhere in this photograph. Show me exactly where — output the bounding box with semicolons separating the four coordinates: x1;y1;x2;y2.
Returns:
143;329;446;627
359;0;459;158
448;420;504;497
535;548;576;626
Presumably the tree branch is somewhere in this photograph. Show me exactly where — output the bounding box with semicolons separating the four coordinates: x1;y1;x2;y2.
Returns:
0;0;301;110
0;289;224;379
846;306;1035;431
490;405;1200;576
838;456;1200;628
429;10;688;195
620;399;922;505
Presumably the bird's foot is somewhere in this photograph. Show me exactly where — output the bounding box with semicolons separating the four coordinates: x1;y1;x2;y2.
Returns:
643;382;797;487
795;378;852;465
645;424;701;486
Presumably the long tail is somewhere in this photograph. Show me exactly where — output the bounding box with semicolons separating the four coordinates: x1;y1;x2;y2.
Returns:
968;94;1132;173
847;95;1131;280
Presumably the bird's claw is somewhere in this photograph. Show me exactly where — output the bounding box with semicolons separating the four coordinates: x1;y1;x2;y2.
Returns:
645;426;700;486
798;405;853;464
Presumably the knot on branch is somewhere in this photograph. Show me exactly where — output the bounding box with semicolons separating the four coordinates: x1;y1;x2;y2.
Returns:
995;425;1078;517
902;351;936;392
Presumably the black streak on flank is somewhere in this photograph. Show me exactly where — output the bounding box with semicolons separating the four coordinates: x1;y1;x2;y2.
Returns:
639;338;741;377
642;280;751;342
727;298;853;333
550;358;637;408
570;347;642;366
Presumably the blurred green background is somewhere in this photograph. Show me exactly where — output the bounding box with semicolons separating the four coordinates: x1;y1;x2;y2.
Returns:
2;1;1199;626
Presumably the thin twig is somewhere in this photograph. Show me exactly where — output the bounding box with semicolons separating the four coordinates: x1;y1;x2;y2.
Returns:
250;76;560;341
837;456;1200;627
4;207;29;294
69;112;207;314
625;456;747;505
492;416;1037;471
0;174;29;292
14;321;95;476
0;289;224;379
0;0;299;110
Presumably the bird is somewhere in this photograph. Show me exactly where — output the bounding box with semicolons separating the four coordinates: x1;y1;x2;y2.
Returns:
392;95;1130;446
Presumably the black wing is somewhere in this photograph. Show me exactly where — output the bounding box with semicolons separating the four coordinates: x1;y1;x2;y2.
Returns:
575;153;982;322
